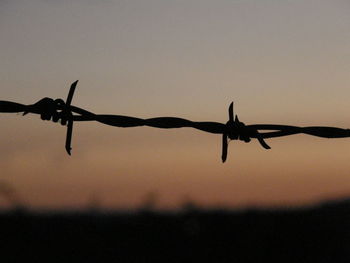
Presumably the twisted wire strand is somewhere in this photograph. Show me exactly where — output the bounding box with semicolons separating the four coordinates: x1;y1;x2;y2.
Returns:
1;98;350;140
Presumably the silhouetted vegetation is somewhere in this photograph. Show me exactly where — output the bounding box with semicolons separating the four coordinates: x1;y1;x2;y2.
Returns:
1;199;349;262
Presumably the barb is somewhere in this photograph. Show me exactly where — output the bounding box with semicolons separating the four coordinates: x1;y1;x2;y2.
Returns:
1;81;350;162
64;80;78;155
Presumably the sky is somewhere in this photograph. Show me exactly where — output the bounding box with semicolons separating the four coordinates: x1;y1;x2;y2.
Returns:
1;0;350;210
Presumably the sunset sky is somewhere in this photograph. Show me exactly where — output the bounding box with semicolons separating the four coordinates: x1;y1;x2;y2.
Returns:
1;0;350;210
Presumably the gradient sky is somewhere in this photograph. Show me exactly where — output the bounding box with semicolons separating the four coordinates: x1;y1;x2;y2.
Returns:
1;0;350;210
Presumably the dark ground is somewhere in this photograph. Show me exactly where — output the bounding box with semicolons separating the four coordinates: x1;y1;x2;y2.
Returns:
1;200;349;262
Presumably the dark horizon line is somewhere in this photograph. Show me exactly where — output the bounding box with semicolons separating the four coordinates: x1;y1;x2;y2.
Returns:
1;195;349;215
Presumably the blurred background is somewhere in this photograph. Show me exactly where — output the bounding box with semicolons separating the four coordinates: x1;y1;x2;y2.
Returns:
1;0;350;212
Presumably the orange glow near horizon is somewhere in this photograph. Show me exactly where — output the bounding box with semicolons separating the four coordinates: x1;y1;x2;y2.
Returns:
1;117;350;210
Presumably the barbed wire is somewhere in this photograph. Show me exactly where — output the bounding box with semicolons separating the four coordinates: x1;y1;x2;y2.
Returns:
1;81;350;162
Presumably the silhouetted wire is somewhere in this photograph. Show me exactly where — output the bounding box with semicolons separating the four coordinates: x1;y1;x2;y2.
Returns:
1;81;350;162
